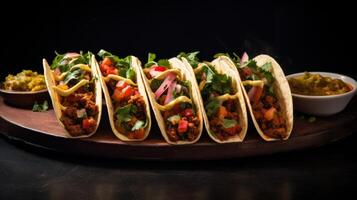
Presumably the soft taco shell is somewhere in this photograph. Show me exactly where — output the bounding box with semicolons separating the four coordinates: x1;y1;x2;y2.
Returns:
180;57;248;143
137;58;203;145
220;54;293;141
42;55;102;138
94;56;151;141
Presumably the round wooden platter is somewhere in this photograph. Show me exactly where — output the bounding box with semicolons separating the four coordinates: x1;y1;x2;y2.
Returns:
1;97;356;160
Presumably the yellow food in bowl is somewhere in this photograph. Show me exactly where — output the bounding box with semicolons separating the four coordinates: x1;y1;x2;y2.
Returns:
2;70;46;92
288;72;353;96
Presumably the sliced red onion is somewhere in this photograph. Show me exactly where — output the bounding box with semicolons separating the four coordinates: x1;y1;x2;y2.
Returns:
201;72;206;81
164;81;177;104
149;68;160;78
116;80;127;88
175;84;182;94
64;52;80;59
240;52;249;66
247;86;257;102
154;73;176;100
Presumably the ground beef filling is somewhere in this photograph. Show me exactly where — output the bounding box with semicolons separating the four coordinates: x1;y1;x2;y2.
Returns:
208;99;241;141
60;85;98;136
115;94;147;139
251;88;287;139
108;80;147;139
162;104;200;142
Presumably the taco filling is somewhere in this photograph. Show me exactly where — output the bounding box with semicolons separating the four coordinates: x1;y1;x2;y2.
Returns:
229;53;287;139
50;52;99;136
195;63;242;140
178;52;243;141
143;53;200;142
98;50;148;139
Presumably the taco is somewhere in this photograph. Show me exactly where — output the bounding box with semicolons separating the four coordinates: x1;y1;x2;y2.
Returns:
217;53;293;141
178;52;248;143
138;53;203;144
95;50;151;141
42;52;102;138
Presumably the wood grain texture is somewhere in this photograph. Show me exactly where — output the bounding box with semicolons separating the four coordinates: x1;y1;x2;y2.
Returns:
1;97;356;160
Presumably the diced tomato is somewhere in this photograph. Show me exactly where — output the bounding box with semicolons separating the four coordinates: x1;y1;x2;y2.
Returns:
116;80;128;90
264;107;276;121
100;60;117;75
106;68;118;75
112;88;126;102
223;124;241;136
100;64;110;73
82;118;96;130
153;66;167;72
178;119;188;134
134;128;145;139
217;106;228;119
182;108;194;117
102;57;113;66
253;86;263;104
123;85;135;97
242;67;252;78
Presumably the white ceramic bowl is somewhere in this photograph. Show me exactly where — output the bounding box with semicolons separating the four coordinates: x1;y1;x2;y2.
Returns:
286;72;357;116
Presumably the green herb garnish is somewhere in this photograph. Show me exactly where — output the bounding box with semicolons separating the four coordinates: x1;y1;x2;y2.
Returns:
32;100;49;112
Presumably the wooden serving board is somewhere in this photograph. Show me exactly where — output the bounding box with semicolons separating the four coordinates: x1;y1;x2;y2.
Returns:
1;97;356;160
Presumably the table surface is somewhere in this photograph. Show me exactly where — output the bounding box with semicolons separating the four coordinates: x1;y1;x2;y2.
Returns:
1;131;356;200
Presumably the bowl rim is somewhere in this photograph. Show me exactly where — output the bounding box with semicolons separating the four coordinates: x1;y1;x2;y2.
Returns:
286;71;357;99
0;88;48;95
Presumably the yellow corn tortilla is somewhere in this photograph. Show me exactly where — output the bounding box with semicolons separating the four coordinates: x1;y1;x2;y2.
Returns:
93;56;151;141
220;54;293;141
42;55;102;138
180;57;248;143
137;58;203;145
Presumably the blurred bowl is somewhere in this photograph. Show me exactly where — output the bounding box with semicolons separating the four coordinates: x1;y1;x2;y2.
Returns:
0;88;50;108
286;72;357;116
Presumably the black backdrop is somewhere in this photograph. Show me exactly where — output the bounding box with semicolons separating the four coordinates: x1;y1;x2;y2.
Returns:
0;1;355;79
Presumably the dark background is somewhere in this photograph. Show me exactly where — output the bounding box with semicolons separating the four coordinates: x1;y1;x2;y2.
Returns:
1;1;357;199
0;1;355;79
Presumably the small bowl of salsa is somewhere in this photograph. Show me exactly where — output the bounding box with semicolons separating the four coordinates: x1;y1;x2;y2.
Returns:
287;72;357;116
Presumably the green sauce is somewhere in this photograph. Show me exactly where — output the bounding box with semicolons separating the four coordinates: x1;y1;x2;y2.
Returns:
288;72;353;96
